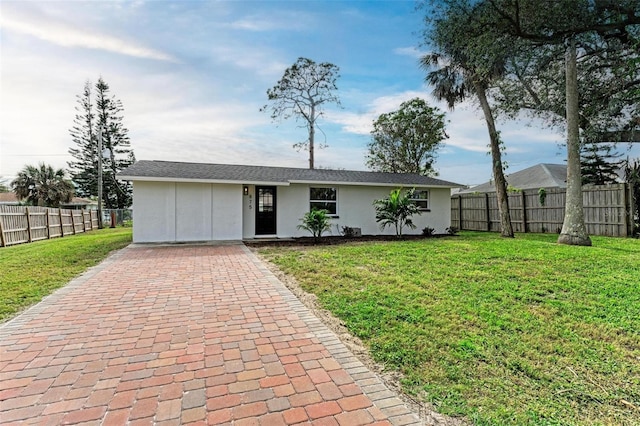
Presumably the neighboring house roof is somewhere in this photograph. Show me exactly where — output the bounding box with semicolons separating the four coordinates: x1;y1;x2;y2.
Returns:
0;192;20;205
118;160;463;188
0;192;94;206
459;164;568;194
61;197;95;206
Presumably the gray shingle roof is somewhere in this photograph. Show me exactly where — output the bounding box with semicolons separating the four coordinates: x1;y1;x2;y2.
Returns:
117;160;462;188
459;163;567;193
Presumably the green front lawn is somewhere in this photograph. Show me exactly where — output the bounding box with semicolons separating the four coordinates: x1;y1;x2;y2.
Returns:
0;227;132;322
260;232;640;425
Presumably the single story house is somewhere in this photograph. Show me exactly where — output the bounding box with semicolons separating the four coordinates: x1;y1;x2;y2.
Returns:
117;160;462;243
60;197;96;210
458;163;567;194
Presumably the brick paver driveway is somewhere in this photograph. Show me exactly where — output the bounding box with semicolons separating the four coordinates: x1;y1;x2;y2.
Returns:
0;244;420;425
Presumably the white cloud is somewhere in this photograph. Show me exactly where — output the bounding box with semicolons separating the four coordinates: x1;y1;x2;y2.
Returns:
327;90;429;135
393;46;427;59
230;18;278;31
327;89;565;161
209;45;289;78
225;9;314;32
0;4;176;62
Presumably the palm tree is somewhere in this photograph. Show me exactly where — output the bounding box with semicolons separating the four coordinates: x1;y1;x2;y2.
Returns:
421;54;513;237
11;163;74;207
420;3;514;238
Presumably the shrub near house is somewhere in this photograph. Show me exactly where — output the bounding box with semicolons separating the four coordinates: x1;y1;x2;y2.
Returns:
373;188;422;237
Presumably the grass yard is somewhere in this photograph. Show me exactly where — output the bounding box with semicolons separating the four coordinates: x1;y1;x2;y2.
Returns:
260;232;640;426
0;227;132;323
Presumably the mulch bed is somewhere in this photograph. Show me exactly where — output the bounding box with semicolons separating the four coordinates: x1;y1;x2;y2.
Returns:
244;233;453;247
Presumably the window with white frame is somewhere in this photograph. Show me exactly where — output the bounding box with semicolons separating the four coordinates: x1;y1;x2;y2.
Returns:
411;189;429;210
310;187;337;215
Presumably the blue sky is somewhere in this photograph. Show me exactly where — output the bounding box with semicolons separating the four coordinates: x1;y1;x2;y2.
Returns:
2;0;636;186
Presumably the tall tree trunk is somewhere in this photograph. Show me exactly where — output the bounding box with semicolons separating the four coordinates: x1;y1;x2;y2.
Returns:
558;39;592;246
473;79;515;238
309;104;315;169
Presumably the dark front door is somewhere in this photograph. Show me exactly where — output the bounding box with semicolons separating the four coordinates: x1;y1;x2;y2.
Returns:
255;186;277;235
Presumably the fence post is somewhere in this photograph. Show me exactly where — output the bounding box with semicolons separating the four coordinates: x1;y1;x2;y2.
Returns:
521;191;528;233
45;208;51;239
0;211;6;247
59;209;65;237
485;193;491;231
70;209;76;234
82;209;87;232
458;195;463;230
25;207;33;243
628;182;636;237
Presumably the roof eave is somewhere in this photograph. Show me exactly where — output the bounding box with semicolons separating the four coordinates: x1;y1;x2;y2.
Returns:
118;175;458;188
288;179;455;188
117;176;291;186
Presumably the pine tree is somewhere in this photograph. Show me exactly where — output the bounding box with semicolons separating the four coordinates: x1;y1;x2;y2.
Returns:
580;142;622;185
262;58;341;169
68;78;135;209
69;81;96;199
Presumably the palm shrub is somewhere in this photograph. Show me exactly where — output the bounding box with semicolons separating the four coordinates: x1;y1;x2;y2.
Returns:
298;208;332;243
373;188;422;237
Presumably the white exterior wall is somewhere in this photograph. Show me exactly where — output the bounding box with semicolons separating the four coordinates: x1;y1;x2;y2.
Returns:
175;182;212;241
132;181;242;243
211;184;243;240
134;181;452;242
272;184;452;238
133;181;177;243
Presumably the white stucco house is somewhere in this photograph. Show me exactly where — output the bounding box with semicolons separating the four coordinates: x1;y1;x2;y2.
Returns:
117;160;462;243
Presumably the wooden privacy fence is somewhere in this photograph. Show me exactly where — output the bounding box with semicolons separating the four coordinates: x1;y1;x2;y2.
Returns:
451;183;636;237
0;205;99;247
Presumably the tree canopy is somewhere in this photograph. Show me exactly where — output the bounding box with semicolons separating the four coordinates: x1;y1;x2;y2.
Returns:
484;0;638;246
261;57;341;169
490;2;640;144
366;98;447;176
11;163;74;207
422;0;639;245
581;142;623;185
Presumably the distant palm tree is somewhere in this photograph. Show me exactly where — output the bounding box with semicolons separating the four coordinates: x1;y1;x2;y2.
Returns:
11;163;74;207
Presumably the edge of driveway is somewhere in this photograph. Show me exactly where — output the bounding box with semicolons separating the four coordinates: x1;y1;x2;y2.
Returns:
240;245;422;426
0;247;127;339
